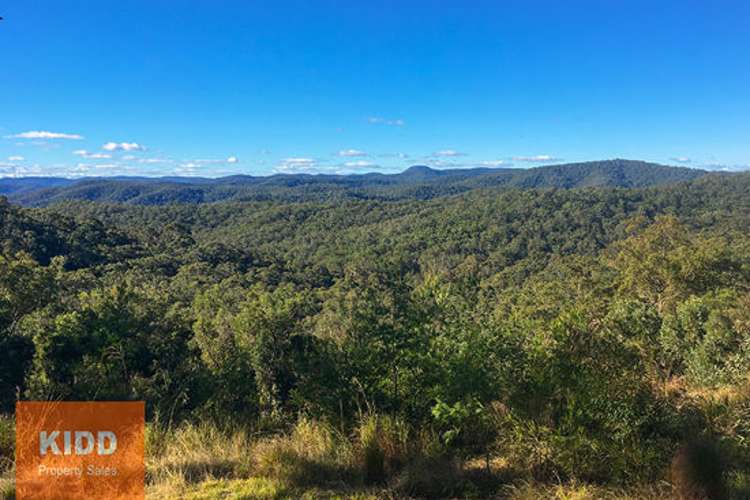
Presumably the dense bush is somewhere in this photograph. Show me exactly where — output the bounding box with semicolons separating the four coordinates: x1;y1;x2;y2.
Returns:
1;174;750;495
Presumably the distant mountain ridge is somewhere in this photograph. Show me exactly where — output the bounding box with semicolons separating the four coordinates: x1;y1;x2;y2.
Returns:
0;160;718;206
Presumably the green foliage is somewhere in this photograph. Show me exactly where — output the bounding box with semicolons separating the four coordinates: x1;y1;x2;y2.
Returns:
23;283;201;419
431;398;496;448
610;216;747;313
1;169;750;494
497;309;673;482
0;253;59;411
660;291;750;385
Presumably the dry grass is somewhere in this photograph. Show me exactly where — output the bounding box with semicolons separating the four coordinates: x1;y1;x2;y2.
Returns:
177;477;385;499
356;414;411;484
146;421;254;498
504;480;672;500
252;418;356;488
3;411;748;499
0;416;13;476
0;416;13;500
0;472;13;500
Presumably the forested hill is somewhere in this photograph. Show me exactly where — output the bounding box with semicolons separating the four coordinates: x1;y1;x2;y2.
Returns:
2;162;750;496
2;159;712;206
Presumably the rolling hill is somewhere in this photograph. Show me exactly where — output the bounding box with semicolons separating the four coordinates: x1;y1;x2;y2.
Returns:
1;159;715;206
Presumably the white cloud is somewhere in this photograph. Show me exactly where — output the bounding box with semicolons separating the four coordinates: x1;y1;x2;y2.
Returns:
701;163;750;172
433;149;466;157
7;130;83;140
424;159;512;170
283;158;315;165
75;161;117;170
343;160;378;168
671;156;691;163
427;160;465;169
338;149;368;157
181;156;240;166
8;164;45;176
102;142;145;152
7;156;24;161
71;164;92;174
138;158;173;164
512;155;559;162
173;164;202;176
73;150;112;159
368;117;405;126
379;152;410;159
479;160;508;167
275;157;318;173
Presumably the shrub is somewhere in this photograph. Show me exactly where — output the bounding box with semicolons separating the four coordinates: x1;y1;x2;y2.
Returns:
501;309;675;483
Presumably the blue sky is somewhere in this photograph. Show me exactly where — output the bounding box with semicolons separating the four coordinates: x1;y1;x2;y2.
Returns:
1;0;749;177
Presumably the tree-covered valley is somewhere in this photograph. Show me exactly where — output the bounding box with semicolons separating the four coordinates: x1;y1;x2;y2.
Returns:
1;161;749;498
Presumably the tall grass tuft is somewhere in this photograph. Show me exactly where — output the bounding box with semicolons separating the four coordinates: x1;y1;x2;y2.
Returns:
0;416;13;475
252;418;356;487
0;476;14;500
146;421;253;497
356;414;410;484
0;416;13;500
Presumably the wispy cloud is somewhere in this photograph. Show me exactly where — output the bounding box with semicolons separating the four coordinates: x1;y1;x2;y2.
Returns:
670;156;691;163
379;152;410;159
272;156;386;175
7;130;83;140
512;155;560;162
102;142;145;152
432;149;466;157
7;156;24;161
423;158;514;170
186;156;239;164
274;157;318;173
368;117;405;126
343;160;379;169
701;163;750;172
74;149;112;159
1;163;44;177
425;159;467;169
176;162;200;172
338;149;368;157
479;160;509;167
137;158;173;164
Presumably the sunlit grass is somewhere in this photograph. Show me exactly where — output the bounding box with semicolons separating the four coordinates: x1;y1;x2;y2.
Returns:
0;472;13;500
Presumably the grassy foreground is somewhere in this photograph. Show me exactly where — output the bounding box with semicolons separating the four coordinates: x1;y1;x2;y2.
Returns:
1;413;747;499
